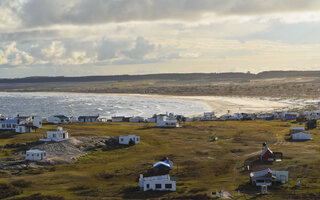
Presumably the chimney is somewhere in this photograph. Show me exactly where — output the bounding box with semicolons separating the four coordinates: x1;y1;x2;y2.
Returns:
262;142;267;151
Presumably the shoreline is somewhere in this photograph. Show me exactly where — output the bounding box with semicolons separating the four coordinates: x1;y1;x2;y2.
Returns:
0;91;318;116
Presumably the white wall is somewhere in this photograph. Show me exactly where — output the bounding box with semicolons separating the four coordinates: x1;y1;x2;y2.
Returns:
119;135;140;145
26;150;47;161
292;132;311;140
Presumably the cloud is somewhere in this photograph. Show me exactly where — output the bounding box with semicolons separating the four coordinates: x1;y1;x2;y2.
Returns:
122;37;155;59
18;0;320;27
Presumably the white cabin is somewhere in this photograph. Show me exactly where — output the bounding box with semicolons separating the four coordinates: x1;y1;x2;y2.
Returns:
40;127;71;142
291;132;311;140
26;149;47;161
139;174;176;191
15;125;32;133
202;112;216;121
119;135;140;145
156;114;182;128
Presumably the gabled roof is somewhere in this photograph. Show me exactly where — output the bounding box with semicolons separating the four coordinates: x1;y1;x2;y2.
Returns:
153;162;171;168
261;147;273;156
54;115;69;119
250;168;272;178
78;115;99;119
26;149;46;154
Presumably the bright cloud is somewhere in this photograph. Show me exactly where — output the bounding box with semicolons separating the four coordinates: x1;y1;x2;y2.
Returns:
1;0;320;77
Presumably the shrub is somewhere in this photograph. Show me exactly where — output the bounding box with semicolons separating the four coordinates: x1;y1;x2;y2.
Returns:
11;179;32;188
11;193;65;200
0;183;22;199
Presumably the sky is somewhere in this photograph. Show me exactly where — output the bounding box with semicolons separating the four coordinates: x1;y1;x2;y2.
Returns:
1;0;320;78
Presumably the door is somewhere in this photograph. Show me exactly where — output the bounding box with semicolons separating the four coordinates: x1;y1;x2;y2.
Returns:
41;153;43;160
63;133;66;139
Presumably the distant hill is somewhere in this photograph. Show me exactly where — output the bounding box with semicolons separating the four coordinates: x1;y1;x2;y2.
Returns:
0;71;319;83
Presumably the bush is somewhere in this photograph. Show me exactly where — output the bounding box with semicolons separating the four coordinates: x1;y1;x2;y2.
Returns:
11;179;32;188
0;183;22;199
11;193;65;200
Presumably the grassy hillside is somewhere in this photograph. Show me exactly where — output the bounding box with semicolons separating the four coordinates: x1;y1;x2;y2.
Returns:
1;121;320;199
1;71;320;97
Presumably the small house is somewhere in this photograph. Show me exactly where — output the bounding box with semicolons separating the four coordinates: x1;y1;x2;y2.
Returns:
290;127;305;134
139;174;176;191
26;149;47;161
47;115;70;124
0;119;19;131
119;135;140;145
78;115;99;123
129;116;145;123
250;168;288;186
201;112;216;121
112;116;125;122
291;131;311;140
260;143;282;162
16;124;33;133
156;113;182;128
285;112;299;120
40;127;71;142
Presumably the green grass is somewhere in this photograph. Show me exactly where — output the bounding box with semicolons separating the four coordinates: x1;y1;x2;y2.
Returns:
1;121;320;199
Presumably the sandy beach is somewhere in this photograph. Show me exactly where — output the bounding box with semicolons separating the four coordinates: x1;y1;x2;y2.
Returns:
122;93;319;116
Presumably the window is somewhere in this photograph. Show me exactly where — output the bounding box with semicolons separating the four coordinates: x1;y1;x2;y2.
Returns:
121;138;124;142
13;124;16;128
136;138;139;141
1;124;4;128
155;184;162;189
146;184;150;188
44;153;46;156
27;154;29;156
165;184;172;189
37;154;40;157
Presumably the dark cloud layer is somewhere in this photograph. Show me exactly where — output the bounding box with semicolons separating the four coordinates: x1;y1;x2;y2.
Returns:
19;0;320;27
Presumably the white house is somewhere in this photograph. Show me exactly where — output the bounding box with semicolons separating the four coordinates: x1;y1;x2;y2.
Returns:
26;149;47;161
0;119;19;130
291;132;311;140
47;115;70;124
201;112;216;121
15;125;32;133
119;135;140;145
139;174;176;191
129;116;145;123
290;127;305;134
40;127;71;142
250;168;288;186
156;113;182;128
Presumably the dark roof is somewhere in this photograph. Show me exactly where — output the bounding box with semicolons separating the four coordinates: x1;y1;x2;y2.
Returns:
54;115;69;119
78;115;99;119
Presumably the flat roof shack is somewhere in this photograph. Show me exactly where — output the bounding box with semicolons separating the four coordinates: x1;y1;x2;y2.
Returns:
26;149;47;161
40;127;72;142
119;135;140;145
250;168;289;187
290;127;305;134
291;131;311;140
78;115;99;123
139;174;176;192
